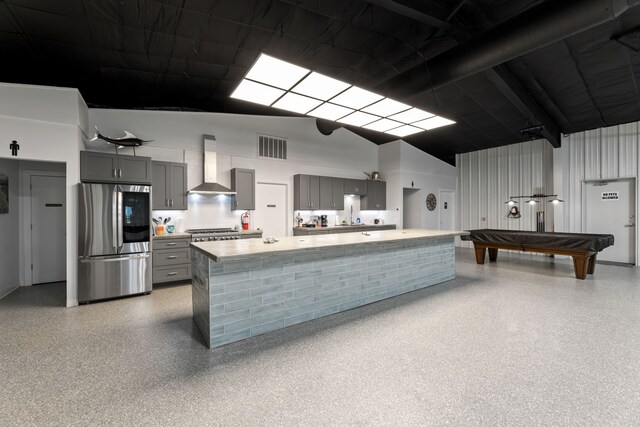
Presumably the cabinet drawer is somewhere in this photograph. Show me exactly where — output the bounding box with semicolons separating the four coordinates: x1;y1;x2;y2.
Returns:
153;248;191;266
154;239;190;250
153;265;191;284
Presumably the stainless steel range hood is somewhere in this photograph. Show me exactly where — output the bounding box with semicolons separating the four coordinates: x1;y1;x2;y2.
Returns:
188;135;236;195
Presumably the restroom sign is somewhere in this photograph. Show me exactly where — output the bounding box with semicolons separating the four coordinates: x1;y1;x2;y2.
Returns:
602;191;619;201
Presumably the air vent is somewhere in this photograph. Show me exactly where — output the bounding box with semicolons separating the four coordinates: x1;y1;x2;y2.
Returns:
258;134;287;160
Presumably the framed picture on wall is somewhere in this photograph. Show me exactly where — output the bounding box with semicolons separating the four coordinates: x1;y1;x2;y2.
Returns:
0;174;8;214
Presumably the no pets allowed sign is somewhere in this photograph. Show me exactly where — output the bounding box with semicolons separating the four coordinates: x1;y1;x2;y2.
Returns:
601;191;619;201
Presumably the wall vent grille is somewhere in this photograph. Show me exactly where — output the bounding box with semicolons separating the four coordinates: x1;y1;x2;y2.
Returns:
258;134;287;160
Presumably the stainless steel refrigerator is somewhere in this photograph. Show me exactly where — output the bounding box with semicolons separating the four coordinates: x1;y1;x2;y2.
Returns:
78;183;152;303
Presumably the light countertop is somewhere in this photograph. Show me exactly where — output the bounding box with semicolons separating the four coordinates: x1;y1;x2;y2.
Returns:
191;229;468;262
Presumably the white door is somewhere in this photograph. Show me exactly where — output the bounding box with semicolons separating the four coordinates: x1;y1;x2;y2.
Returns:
439;190;455;230
585;179;635;264
31;176;66;284
253;183;288;238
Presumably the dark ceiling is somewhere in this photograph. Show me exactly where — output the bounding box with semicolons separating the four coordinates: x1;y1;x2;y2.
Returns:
2;0;640;164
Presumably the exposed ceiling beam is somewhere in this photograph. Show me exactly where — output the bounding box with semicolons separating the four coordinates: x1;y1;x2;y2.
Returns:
360;0;453;30
484;66;561;147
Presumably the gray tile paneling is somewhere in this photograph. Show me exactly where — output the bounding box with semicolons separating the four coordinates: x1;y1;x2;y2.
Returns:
198;237;456;348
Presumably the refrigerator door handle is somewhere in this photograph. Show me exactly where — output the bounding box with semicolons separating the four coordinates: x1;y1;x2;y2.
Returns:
112;186;119;252
117;189;124;251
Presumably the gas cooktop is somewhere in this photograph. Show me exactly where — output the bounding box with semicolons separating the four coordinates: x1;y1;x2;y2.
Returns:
186;228;241;242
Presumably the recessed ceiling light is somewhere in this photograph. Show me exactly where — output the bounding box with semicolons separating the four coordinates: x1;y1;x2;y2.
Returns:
308;103;354;121
337;111;380;127
363;118;403;132
292;72;351;101
230;79;285;106
385;125;424;137
388;108;434;124
413;116;456;130
330;86;384;109
246;53;309;90
362;98;411;117
272;92;323;114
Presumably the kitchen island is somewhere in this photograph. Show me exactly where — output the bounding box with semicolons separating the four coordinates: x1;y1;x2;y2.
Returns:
191;229;467;348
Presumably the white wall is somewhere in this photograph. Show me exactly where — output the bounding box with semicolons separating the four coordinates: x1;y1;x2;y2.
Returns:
379;140;458;230
457;139;554;247
554;122;640;265
0;83;87;307
0;159;20;299
89;109;390;232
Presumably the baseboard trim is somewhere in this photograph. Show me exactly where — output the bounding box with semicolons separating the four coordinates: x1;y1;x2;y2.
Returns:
0;285;19;300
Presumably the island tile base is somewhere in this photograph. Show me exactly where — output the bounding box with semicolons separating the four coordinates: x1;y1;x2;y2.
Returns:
192;236;455;348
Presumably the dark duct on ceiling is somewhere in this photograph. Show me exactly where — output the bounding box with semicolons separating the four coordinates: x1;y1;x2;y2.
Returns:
376;0;640;100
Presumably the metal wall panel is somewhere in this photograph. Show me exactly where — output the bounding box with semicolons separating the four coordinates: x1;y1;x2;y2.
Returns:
457;140;554;247
559;121;639;265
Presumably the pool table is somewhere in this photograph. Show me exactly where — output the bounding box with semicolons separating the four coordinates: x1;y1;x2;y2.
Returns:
461;229;615;279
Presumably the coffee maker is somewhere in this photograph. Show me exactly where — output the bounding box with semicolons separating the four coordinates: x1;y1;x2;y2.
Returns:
320;215;328;227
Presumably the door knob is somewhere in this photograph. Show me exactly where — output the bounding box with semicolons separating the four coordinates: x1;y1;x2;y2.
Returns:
624;224;635;228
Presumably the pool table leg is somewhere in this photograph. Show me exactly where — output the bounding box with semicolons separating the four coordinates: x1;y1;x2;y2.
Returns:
572;255;589;280
488;248;498;262
587;254;597;274
474;245;486;264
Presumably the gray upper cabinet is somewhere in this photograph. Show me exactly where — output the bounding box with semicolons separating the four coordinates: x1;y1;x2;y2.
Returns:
152;161;187;210
343;179;367;195
361;180;386;210
231;168;255;210
320;177;344;210
332;178;344;210
294;174;320;210
80;151;152;184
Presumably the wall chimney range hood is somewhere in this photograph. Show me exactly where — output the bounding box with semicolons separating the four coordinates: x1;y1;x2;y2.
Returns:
188;135;236;195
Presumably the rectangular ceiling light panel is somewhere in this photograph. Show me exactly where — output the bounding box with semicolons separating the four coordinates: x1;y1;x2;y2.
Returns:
272;92;323;114
308;103;354;121
362;98;411;117
388;107;434;124
292;72;351;100
330;86;384;109
246;53;309;90
363;118;403;132
413;116;456;130
231;53;456;137
230;79;285;106
385;125;423;137
337;111;380;127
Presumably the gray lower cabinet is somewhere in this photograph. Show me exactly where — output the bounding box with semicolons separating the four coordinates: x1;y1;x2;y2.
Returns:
294;174;320;210
152;161;187;210
343;179;367;195
361;180;386;210
152;238;191;284
319;177;344;210
231;168;255;210
80;151;152;184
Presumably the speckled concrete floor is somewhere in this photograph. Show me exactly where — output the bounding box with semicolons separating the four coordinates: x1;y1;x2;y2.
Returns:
1;248;639;426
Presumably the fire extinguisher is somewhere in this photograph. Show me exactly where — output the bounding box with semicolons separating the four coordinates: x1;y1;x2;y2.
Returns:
241;211;250;230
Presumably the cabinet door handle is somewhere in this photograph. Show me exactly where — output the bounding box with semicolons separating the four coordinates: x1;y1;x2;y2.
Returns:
167;256;178;259
167;272;178;276
118;169;122;178
112;169;117;178
170;199;174;207
167;243;177;246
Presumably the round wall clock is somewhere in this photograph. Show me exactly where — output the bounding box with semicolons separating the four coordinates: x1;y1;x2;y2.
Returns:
426;193;437;211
